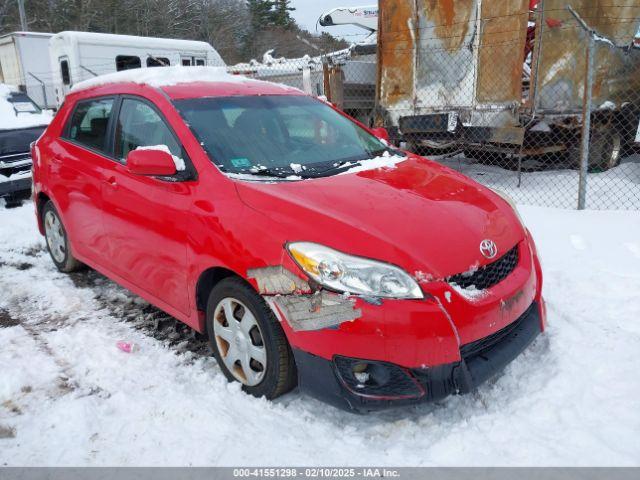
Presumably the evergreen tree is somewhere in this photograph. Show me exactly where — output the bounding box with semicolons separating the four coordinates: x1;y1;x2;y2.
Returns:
271;0;294;27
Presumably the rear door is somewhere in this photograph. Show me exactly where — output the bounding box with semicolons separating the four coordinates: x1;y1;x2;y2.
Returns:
100;96;193;316
54;96;115;264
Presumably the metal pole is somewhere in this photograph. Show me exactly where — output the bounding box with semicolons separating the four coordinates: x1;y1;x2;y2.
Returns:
18;0;27;31
27;72;47;109
567;5;594;210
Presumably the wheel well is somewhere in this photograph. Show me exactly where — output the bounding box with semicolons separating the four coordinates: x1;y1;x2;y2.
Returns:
35;192;51;229
195;267;239;312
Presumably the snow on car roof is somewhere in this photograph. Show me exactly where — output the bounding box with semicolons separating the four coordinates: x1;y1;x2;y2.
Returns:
70;66;302;96
0;84;52;131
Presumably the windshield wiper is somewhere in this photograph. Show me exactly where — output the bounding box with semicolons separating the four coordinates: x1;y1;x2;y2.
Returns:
232;167;293;179
299;160;357;178
300;148;404;179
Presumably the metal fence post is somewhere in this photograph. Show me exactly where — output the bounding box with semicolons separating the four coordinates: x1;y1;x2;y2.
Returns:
567;5;595;210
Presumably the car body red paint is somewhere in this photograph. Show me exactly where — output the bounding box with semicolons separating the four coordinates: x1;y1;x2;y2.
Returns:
32;74;545;410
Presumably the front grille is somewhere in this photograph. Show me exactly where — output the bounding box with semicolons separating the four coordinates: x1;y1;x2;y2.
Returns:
447;245;519;291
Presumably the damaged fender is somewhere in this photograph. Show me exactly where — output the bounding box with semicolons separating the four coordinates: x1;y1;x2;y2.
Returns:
247;266;362;331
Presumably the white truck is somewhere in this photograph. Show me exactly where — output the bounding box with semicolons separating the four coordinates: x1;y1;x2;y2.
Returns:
49;31;226;107
0;32;55;109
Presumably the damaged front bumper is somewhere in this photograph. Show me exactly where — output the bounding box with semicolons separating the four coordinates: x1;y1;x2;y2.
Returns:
293;301;542;413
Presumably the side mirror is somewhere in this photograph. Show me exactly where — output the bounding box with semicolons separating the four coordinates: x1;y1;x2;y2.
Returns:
126;148;177;176
371;127;390;143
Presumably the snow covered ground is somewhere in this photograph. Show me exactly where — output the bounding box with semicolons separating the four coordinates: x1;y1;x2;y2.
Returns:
440;154;640;210
1;201;639;466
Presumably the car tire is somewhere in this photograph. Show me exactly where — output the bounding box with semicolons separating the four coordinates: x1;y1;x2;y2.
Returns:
42;201;83;273
206;277;297;399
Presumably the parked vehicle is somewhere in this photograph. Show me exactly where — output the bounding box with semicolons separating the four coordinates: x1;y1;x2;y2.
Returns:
0;84;52;206
49;31;226;107
375;0;640;171
0;32;55;109
32;66;545;412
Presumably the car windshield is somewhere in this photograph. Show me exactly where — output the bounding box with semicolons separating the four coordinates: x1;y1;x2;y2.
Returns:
174;95;398;178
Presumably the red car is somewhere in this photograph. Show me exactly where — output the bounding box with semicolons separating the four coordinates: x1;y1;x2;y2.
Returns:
32;68;545;412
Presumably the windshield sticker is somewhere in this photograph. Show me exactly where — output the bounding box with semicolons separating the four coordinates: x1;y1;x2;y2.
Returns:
231;157;252;168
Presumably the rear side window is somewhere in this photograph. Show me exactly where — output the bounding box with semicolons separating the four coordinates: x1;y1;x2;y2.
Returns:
65;98;114;152
116;55;141;71
114;98;181;161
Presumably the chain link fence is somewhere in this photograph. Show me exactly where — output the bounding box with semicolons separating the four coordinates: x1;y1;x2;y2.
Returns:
229;0;640;210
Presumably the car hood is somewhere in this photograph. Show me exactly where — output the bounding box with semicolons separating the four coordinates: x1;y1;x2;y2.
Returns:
234;155;525;279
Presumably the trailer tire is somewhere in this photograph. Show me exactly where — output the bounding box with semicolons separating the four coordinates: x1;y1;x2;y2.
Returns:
569;126;622;172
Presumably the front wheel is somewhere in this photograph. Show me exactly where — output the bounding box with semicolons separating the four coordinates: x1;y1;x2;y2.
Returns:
42;201;83;273
206;277;297;399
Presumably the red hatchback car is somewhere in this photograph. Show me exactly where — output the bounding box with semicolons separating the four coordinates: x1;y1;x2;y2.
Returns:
32;67;545;412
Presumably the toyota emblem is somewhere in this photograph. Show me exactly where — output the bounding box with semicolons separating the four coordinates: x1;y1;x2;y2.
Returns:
480;239;498;259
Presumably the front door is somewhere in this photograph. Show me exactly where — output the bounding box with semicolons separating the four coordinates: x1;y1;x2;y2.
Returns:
101;96;193;315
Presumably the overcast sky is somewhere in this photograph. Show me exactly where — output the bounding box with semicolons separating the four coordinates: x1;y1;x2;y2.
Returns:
290;0;376;41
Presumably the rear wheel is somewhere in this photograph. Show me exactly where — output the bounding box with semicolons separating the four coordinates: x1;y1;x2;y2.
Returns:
206;277;296;399
42;201;83;273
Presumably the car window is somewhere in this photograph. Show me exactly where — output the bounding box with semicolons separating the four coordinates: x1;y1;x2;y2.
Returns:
65;98;114;152
114;98;181;162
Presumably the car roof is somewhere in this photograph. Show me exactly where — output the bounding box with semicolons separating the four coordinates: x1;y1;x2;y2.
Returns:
69;66;305;101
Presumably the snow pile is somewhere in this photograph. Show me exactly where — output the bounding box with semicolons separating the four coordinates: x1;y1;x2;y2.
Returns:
0;84;52;130
135;145;185;171
0;202;639;465
71;66;274;94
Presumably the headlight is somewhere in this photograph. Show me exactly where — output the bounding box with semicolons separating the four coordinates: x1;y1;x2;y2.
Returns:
287;242;423;299
490;188;525;227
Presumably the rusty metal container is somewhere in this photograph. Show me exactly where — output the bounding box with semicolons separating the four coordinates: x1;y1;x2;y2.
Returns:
376;0;640;162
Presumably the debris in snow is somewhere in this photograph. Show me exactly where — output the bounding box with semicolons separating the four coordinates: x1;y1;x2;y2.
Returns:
116;341;139;353
135;145;185;171
0;425;16;439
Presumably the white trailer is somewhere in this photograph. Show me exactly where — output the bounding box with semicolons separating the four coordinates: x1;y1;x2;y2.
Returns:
49;31;225;106
0;32;55;109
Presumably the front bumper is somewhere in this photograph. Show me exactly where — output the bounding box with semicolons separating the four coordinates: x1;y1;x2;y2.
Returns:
293;301;542;413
